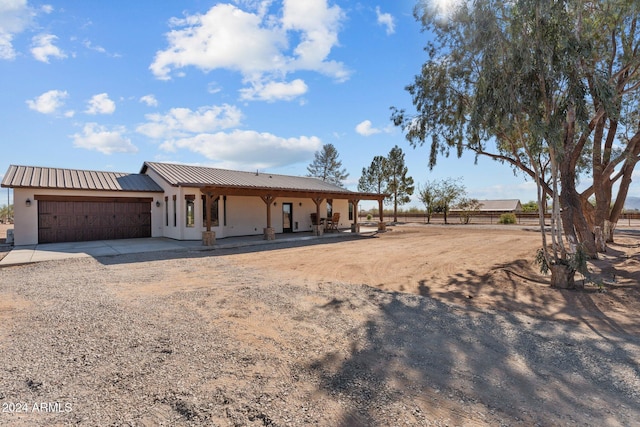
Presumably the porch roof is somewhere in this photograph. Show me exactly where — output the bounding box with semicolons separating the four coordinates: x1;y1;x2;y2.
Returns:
142;161;386;201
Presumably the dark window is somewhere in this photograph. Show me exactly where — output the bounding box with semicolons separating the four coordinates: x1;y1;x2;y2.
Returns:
164;196;169;226
172;195;177;227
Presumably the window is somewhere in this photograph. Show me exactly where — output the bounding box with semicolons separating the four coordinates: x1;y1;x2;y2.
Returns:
201;195;219;227
327;199;333;218
349;202;354;220
172;195;177;227
185;195;195;227
164;196;169;226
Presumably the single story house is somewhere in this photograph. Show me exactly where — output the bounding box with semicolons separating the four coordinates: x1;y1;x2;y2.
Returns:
2;162;386;246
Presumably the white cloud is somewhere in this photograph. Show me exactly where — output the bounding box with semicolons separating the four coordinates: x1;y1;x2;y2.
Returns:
239;78;307;102
150;0;349;100
161;129;322;170
375;7;395;35
72;123;138;154
355;119;382;136
85;93;116;115
136;104;243;139
30;33;66;62
139;94;158;107
0;0;33;60
26;89;68;114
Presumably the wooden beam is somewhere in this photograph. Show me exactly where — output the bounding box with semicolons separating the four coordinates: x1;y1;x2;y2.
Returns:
204;191;214;231
200;185;386;202
260;195;276;228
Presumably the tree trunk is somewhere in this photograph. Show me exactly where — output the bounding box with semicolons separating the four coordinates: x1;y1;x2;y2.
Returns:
550;263;576;289
560;156;598;258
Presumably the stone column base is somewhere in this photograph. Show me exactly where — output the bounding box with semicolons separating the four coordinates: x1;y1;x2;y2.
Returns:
202;231;216;246
378;222;387;232
312;225;324;236
263;227;276;240
351;224;360;233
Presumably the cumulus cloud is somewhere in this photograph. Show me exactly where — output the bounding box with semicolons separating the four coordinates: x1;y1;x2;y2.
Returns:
150;0;349;101
161;129;322;170
375;7;395;35
26;89;68;114
71;123;137;154
85;93;115;115
0;0;33;60
139;94;158;107
136;104;242;139
239;79;308;102
30;33;66;62
355;119;383;136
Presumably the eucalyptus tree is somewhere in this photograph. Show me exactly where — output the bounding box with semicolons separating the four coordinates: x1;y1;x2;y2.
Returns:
391;0;640;287
307;143;349;187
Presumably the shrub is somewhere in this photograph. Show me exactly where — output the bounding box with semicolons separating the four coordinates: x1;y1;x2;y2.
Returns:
366;213;373;221
498;213;517;224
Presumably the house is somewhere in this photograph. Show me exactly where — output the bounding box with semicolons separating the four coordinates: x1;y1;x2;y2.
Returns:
1;162;385;246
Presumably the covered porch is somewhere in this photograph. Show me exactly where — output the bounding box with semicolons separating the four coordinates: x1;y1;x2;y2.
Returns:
198;185;387;245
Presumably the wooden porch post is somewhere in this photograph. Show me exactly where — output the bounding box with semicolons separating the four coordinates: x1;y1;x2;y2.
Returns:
350;199;360;233
202;191;216;245
378;197;386;231
260;195;276;240
312;197;324;236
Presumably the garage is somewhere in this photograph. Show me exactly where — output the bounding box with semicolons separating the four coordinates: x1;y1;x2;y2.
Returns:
37;196;152;244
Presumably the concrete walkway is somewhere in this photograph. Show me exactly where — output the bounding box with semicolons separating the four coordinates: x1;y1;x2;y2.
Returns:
0;228;377;267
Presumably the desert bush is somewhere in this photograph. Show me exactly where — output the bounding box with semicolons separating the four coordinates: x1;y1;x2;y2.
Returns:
498;213;517;224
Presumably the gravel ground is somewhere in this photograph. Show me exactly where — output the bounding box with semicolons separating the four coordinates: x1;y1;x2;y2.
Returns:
1;247;639;426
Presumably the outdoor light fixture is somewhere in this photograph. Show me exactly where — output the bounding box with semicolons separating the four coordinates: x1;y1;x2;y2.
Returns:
156;201;161;207
25;198;31;207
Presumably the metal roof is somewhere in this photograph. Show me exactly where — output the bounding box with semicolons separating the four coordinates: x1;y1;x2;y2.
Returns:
142;161;357;194
1;165;164;192
478;199;523;212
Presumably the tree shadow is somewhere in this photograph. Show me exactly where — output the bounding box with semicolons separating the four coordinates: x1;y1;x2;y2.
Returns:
307;288;640;425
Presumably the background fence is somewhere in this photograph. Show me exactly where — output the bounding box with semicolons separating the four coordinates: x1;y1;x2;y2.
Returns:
358;212;640;227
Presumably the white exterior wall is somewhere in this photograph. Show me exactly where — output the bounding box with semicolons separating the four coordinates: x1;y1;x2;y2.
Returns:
11;187;164;246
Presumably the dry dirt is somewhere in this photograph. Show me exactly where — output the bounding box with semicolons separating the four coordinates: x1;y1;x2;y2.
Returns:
0;224;639;426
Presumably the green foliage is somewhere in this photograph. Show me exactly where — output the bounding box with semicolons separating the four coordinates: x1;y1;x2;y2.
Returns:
498;213;517;224
307;143;349;187
0;204;13;223
456;197;481;224
386;146;415;207
358;155;388;194
366;213;373;221
521;201;538;213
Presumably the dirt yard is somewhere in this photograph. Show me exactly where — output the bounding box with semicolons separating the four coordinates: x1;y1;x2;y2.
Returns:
0;224;639;426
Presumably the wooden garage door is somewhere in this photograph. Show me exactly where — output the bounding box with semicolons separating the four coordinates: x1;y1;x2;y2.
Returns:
37;197;152;243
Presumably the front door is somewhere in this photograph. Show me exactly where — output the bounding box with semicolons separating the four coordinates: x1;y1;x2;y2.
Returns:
282;203;293;233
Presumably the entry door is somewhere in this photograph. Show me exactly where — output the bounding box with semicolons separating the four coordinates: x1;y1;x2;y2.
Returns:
282;203;293;233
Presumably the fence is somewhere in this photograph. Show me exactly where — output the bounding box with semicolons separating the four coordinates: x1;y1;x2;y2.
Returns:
359;212;640;227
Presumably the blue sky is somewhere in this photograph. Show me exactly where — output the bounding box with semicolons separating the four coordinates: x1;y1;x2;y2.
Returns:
0;0;546;209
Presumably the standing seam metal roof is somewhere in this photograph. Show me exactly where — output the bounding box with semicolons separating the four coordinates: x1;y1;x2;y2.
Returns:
142;161;355;193
1;165;164;192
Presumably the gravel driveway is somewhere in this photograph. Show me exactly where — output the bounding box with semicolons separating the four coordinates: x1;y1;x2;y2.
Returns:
1;245;639;426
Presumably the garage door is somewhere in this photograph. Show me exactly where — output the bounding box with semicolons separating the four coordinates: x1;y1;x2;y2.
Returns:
37;197;152;243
